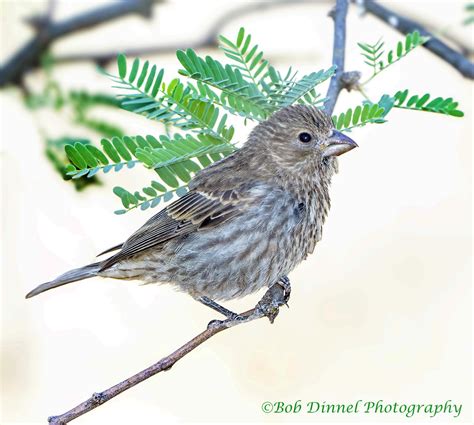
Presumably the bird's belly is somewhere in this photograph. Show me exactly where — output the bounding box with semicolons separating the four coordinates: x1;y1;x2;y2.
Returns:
166;216;293;300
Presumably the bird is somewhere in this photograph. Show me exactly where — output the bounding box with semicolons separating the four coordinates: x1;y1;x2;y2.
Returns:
25;105;357;319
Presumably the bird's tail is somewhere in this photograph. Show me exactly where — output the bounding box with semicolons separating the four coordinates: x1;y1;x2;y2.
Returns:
25;262;101;299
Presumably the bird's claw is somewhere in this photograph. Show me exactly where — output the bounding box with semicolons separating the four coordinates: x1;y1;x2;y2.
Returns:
255;300;281;324
254;276;291;324
278;275;291;306
207;319;223;329
207;313;246;329
206;277;291;327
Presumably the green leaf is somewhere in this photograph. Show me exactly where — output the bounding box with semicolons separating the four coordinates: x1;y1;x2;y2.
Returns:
407;95;419;107
101;138;121;163
155;167;179;188
392;89;464;117
396;41;403;58
276;66;335;107
145;65;157;93
178;48;270;120
65;145;87;169
113;186;135;208
143;187;157;197
218;27;270;101
416;93;430;107
151;180;166;192
117;54;127;79
357;42;374;54
112;137;132;161
344;108;352;128
359;31;430;83
377;94;395;117
335;112;344;130
237;27;245;46
129;58;139;83
75;143;98;168
137;60;149;88
352;105;361;125
395;89;409;105
412;30;420;45
405;33;412;51
361;104;370;122
333;101;388;131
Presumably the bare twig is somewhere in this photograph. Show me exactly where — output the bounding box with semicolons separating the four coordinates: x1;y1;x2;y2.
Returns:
1;0;323;83
355;0;474;79
324;0;350;115
52;0;322;66
0;0;158;87
47;283;288;424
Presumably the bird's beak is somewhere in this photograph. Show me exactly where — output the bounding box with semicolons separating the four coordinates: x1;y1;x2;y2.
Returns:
322;130;358;158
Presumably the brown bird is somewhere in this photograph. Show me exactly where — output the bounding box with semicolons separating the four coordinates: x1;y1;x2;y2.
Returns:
26;105;357;319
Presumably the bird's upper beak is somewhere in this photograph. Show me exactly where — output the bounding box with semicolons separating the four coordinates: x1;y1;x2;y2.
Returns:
322;130;358;158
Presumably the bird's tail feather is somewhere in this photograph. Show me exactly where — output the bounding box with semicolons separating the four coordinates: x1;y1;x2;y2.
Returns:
25;262;101;299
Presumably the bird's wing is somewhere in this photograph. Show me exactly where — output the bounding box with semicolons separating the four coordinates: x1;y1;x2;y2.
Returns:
97;243;123;257
99;185;258;270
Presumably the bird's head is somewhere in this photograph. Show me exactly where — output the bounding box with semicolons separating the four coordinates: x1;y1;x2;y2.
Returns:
246;105;357;175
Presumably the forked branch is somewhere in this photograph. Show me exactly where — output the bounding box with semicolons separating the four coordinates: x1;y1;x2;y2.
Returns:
324;0;351;114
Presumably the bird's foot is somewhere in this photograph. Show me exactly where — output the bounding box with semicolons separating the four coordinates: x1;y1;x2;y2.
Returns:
207;316;246;329
201;276;291;328
253;276;291;324
277;275;291;307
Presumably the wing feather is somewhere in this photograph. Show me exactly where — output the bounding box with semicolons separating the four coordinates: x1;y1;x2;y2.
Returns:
99;186;255;270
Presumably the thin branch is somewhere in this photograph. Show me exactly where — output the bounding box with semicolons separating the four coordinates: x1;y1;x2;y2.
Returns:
0;0;324;82
52;42;203;67
324;0;350;115
0;0;158;87
355;0;474;79
47;283;288;424
52;0;324;67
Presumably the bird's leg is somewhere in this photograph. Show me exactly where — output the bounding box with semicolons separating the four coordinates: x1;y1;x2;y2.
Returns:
276;275;291;305
203;276;291;329
198;296;243;321
252;275;291;324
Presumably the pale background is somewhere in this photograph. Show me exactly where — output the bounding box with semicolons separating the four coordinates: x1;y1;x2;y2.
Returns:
0;0;472;424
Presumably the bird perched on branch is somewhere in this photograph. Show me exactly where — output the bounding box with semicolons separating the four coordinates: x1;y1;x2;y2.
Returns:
26;105;357;321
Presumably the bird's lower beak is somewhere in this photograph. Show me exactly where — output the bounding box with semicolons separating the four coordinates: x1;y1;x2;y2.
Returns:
322;130;358;158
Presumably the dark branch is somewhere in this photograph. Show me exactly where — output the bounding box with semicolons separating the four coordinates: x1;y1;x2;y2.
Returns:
1;0;323;83
0;0;157;87
324;0;350;115
47;283;288;424
356;0;474;79
52;0;322;67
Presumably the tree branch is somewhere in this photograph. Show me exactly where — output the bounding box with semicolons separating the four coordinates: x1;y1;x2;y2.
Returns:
324;0;350;115
51;0;323;67
47;283;288;424
1;0;325;84
0;0;158;87
355;0;474;79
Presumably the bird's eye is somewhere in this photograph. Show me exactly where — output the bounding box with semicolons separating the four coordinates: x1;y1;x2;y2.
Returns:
298;132;312;143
